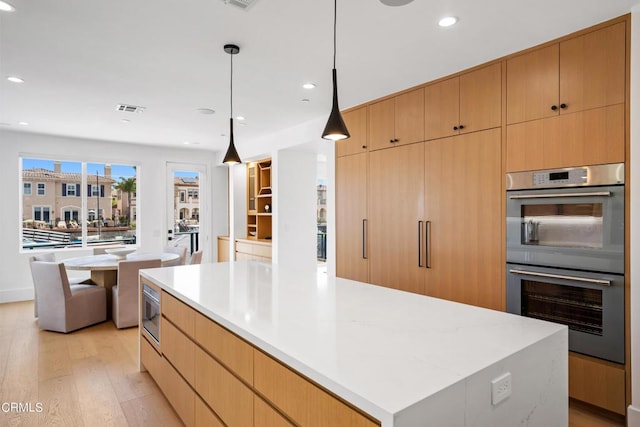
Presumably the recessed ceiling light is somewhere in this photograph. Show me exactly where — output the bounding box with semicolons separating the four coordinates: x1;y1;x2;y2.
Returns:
301;99;310;103
196;108;215;115
120;119;131;123
302;83;316;89
0;1;16;12
7;76;24;83
18;121;29;126
379;0;414;6
236;116;245;121
438;16;458;27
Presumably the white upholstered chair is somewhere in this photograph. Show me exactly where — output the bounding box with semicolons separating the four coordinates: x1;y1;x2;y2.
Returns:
163;245;187;266
112;258;161;329
30;261;106;333
189;250;203;265
29;252;90;317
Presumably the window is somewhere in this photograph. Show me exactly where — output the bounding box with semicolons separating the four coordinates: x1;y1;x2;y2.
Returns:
180;191;186;202
188;189;198;199
65;183;77;197
21;158;139;251
33;206;51;223
63;209;80;222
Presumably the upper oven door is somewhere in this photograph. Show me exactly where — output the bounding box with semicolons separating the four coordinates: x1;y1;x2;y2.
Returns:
506;184;624;273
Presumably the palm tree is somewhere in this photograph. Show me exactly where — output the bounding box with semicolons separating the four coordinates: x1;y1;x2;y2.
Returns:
115;177;136;225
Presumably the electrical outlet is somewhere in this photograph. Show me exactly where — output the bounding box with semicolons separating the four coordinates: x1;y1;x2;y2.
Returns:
491;372;512;405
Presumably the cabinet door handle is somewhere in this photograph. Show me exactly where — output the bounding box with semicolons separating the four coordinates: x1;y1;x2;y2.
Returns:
453;126;458;131
362;145;367;149
425;220;431;269
418;221;423;267
390;139;394;143
458;125;464;130
551;105;558;111
560;103;567;109
362;219;368;259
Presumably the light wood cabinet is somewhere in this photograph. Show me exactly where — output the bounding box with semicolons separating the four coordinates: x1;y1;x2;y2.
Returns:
507;21;625;124
336;107;368;157
247;158;272;241
423;128;503;310
217;236;230;262
254;350;378;427
235;238;272;261
368;143;424;294
506;103;624;172
569;352;626;415
425;63;501;140
336;153;368;282
368;88;424;151
141;286;380;427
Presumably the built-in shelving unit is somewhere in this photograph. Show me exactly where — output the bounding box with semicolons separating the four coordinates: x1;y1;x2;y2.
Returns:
246;158;272;241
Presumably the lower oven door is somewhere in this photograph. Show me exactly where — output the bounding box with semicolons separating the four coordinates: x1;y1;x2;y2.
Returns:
506;263;624;364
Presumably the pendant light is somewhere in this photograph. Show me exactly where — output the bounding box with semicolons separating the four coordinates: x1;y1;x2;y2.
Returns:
321;0;350;141
222;44;242;164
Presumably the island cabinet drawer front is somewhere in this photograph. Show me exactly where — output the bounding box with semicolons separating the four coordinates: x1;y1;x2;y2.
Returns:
254;395;294;427
161;317;195;387
195;395;224;427
194;312;253;384
162;291;195;339
160;355;195;426
253;350;379;427
140;335;163;380
195;346;254;426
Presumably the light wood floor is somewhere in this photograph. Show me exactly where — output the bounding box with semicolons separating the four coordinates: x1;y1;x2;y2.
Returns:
0;300;627;426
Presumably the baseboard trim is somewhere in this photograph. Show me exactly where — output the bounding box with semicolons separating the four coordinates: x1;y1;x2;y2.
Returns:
628;405;640;426
0;288;34;304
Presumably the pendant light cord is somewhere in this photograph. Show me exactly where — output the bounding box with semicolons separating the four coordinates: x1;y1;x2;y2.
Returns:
333;0;337;69
230;49;234;119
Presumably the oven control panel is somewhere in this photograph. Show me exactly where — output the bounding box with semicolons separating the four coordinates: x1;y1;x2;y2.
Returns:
532;168;587;186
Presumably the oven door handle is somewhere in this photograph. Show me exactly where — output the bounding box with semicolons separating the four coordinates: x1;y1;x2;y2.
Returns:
509;191;611;199
143;289;160;304
508;269;611;286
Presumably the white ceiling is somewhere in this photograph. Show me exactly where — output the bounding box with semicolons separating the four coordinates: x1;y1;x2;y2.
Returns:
0;0;637;153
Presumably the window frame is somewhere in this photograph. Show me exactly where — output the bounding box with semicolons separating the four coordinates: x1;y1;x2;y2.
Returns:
37;182;46;196
20;156;141;252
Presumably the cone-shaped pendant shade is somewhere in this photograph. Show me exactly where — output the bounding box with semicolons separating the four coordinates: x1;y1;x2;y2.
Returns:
322;68;350;141
223;118;241;164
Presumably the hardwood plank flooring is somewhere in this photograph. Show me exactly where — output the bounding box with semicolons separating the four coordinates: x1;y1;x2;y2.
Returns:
0;300;627;426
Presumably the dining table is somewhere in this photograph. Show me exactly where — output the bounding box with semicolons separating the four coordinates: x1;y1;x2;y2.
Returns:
63;251;180;315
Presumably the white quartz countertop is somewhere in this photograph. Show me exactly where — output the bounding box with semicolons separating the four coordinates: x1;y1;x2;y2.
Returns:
140;261;566;426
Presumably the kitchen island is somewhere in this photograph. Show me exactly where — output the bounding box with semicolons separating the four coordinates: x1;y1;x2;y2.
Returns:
139;261;567;426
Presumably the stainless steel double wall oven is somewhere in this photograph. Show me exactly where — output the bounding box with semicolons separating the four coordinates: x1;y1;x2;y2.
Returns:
506;163;625;364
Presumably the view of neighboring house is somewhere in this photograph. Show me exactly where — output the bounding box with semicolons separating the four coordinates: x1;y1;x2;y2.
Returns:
174;176;199;224
113;180;137;225
22;161;115;227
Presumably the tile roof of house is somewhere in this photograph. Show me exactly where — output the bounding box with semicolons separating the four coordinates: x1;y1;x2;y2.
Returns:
23;168;115;183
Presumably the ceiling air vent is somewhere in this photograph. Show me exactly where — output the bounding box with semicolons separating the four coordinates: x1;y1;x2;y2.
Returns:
221;0;258;11
116;104;145;113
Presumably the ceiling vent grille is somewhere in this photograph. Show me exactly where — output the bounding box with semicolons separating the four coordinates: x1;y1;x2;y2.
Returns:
116;104;145;113
221;0;258;11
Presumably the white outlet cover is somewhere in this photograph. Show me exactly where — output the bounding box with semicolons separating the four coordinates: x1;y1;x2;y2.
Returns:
491;372;512;405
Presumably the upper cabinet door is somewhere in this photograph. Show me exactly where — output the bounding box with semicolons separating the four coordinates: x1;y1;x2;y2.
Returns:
459;62;502;133
559;21;625;115
394;88;425;147
369;88;424;151
424;77;459;140
506;44;559;124
336;107;368;157
368;97;396;151
507;22;626;125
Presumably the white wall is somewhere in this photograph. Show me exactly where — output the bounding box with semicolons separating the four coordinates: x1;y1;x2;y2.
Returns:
272;148;318;271
0;129;228;302
628;6;640;426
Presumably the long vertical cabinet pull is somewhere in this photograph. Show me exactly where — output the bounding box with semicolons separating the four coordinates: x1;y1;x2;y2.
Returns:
418;221;424;267
362;219;368;259
425;220;431;268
